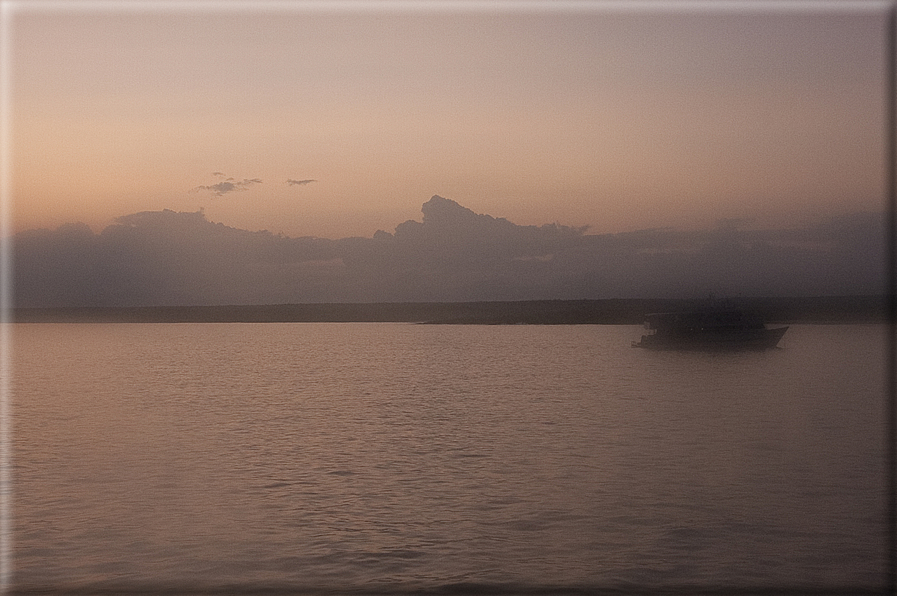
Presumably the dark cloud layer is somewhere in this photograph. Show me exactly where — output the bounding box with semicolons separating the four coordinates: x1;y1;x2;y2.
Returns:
13;196;886;307
286;179;316;186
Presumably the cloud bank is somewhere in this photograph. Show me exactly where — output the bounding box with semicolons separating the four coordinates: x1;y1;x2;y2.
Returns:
13;196;886;307
286;179;316;186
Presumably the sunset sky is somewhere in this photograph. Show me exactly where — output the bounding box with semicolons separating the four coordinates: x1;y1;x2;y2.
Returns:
5;0;890;239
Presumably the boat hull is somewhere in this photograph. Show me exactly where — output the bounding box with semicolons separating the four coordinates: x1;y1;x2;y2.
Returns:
634;325;788;351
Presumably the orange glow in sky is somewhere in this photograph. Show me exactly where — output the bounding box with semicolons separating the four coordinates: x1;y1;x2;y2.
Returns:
6;2;889;239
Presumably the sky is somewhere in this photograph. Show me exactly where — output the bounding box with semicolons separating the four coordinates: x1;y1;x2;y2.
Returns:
4;0;891;240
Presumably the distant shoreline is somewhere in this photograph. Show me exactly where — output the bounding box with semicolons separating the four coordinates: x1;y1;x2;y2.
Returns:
11;296;888;325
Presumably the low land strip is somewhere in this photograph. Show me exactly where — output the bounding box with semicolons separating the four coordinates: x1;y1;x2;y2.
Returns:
12;296;888;324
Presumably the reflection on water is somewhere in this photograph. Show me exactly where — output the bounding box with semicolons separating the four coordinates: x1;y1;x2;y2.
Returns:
11;323;888;592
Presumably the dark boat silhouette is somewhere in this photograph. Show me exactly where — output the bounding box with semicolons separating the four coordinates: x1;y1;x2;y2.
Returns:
632;307;788;351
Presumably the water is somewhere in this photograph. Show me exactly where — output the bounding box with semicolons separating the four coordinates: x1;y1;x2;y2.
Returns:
10;323;889;593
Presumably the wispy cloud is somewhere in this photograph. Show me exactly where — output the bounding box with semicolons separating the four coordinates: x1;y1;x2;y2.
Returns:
190;173;262;196
286;179;316;186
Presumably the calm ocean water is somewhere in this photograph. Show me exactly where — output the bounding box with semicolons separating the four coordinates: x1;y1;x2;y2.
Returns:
11;323;889;593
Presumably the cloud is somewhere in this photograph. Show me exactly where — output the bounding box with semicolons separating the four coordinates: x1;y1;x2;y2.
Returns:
716;217;753;231
286;179;317;186
11;198;887;307
190;174;262;196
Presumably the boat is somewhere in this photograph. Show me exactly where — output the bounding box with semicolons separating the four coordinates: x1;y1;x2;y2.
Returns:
632;307;788;350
